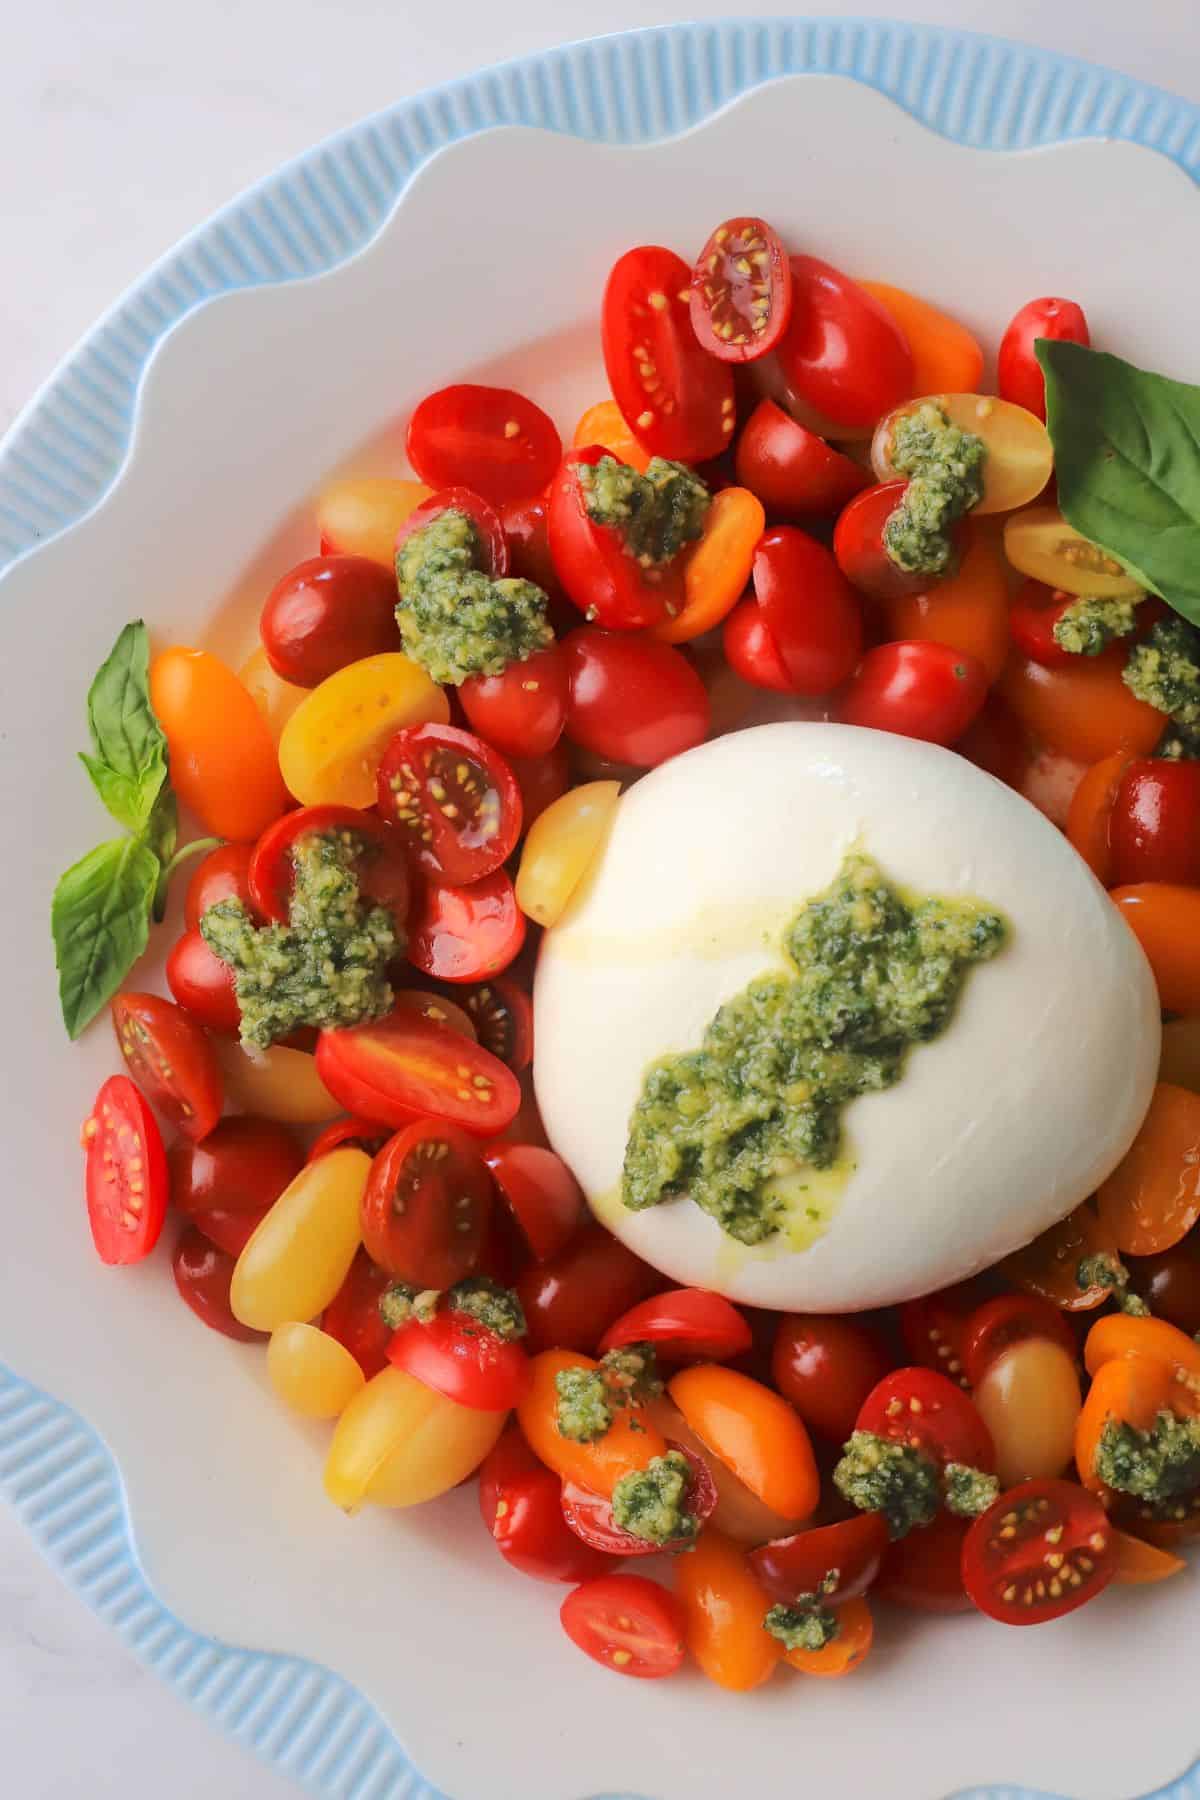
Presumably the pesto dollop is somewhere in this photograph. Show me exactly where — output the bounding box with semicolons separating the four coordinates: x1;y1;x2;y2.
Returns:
1123;616;1200;759
762;1603;839;1653
833;1433;941;1539
202;830;397;1051
1076;1252;1150;1316
395;506;553;685
610;1450;698;1546
622;852;1008;1245
553;1345;664;1443
883;402;985;577
942;1462;1000;1519
1052;593;1141;657
578;455;710;567
377;1275;525;1339
1093;1409;1200;1506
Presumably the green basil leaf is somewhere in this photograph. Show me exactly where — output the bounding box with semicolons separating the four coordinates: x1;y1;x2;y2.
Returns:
52;836;160;1039
1038;340;1200;626
147;789;180;923
84;620;169;828
78;752;142;831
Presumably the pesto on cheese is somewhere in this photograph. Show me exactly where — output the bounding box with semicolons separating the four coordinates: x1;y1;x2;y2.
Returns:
883;402;986;577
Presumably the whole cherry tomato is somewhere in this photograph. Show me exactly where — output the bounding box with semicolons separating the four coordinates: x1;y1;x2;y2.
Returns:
260;555;400;687
361;1118;492;1285
997;297;1090;421
561;1572;687;1680
602;246;735;463
406;385;561;507
751;526;862;693
734;398;869;517
774;256;913;432
388;1309;529;1412
150;647;287;842
500;491;559;592
749;1512;889;1608
166;927;240;1034
547;448;683;631
669;1364;820;1522
838;641;988;746
515;1223;662;1354
877;1510;971;1613
1096;1081;1200;1256
316;476;431;567
962;1477;1113;1624
771;1314;893;1443
81;1076;168;1266
111;993;223;1141
248;803;410;925
674;1528;781;1691
168;1115;302;1220
484;1143;584;1263
407;868;526;984
316;1009;521;1134
376;723;521;886
562;627;710;768
689;216;792;363
1109;759;1200;887
509;743;570;831
833;481;965;603
998;649;1163;764
600;1289;752;1365
322;1250;394;1379
479;1428;610;1583
173;1227;260;1342
184;844;256;932
857;282;983;395
1110;883;1200;1013
722;596;796;693
459;644;568;759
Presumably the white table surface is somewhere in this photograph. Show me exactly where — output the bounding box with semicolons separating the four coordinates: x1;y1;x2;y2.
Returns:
3;1;1199;1794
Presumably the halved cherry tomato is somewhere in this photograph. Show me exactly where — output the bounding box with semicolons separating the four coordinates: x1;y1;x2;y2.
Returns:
514;779;620;928
307;1118;391;1164
500;490;560;590
547;447;683;631
184;844;256;933
1126;1244;1200;1336
1076;1350;1176;1487
260;555;400;687
173;1226;260;1341
562;627;709;769
391;988;477;1042
900;1280;993;1387
1003;1203;1120;1311
322;1249;394;1379
748;1512;889;1608
721;595;796;692
189;1207;267;1258
561;1572;686;1680
387;1308;529;1412
857;1368;994;1473
734;398;869;518
393;484;508;580
602;246;735;462
877;1510;971;1613
518;1349;666;1495
458;645;568;759
873;394;1052;517
316;476;431;567
771;1314;894;1441
1008;579;1075;668
111;993;222;1141
249;804;411;926
962;1477;1114;1625
882;526;1010;684
669;1365;820;1521
485;1143;583;1263
1111;1528;1188;1585
674;1527;782;1691
407;868;526;984
652;487;765;645
150;647;287;842
998;297;1090;421
317;1009;520;1134
572;400;652;472
1097;1082;1200;1257
1110;759;1200;888
279;652;451;810
561;1442;717;1557
376;723;521;885
168;1115;302;1221
751;526;863;693
600;1290;752;1365
516;1224;662;1354
961;1294;1076;1388
1003;505;1143;600
406;385;561;508
784;1595;873;1678
1066;749;1133;884
479;1427;610;1583
838;641;989;746
857;282;983;396
1110;883;1200;1013
998;649;1163;764
166;929;240;1034
689;216;792;363
81;1075;168;1266
833;481;965;603
360;1119;492;1283
462;978;532;1072
774;256;912;433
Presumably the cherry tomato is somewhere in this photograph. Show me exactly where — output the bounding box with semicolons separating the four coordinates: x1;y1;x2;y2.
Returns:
877;1509;971;1613
515;779;620;928
247;804;410;929
900;1280;990;1387
689;216;792;363
561;1572;686;1680
173;1226;260;1341
499;491;559;592
376;723;521;886
80;1076;168;1266
393;484;509;581
168;1115;302;1223
784;1594;873;1679
961;1295;1075;1388
1003;1203;1120;1311
1110;883;1200;1013
1109;759;1200;887
387;1307;529;1411
279;652;451;811
360;1119;492;1284
1084;1311;1200;1383
734;397;869;518
748;1512;888;1609
561;1442;717;1558
674;1527;782;1691
518;1349;666;1497
956;695;1034;794
484;1143;583;1263
774;256;912;433
873;395;1052;517
260;555;400;687
516;1223;662;1354
771;1314;893;1442
267;1321;364;1418
602;246;735;463
972;1338;1082;1489
322;1249;394;1379
721;595;796;692
751;526;863;693
857;1368;994;1473
458;645;568;760
215;1038;340;1126
231;1147;370;1332
1127;1243;1200;1335
1003;505;1142;600
1112;1528;1188;1585
509;744;570;832
165;929;239;1034
238;646;307;748
669;1364;820;1521
184;844;256;933
998;297;1090;421
547;448;683;631
600;1290;752;1365
326;1365;505;1511
111;993;222;1141
406;385;561;508
833;481;965;603
652;487;765;646
1008;579;1075;668
317;1009;520;1134
407;868;526;984
1096;1081;1200;1256
1066;749;1132;884
149;647;287;842
998;649;1163;764
839;641;988;746
882;526;1011;684
461;978;532;1073
962;1477;1114;1625
562;627;709;769
479;1428;610;1583
391;988;477;1044
316;476;431;567
857;282;983;396
307;1117;391;1164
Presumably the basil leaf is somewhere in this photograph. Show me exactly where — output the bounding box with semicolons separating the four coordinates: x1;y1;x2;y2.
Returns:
83;620;168;829
147;789;179;922
1038;341;1200;626
52;836;160;1040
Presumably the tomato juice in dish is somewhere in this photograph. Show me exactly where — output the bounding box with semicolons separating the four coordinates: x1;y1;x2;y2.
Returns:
53;214;1200;1684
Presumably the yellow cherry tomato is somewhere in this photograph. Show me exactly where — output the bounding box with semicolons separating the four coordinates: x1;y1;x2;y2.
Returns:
278;652;450;808
872;393;1052;515
1003;505;1143;598
652;487;765;645
324;1365;504;1511
857;283;983;396
231;1147;368;1331
972;1338;1081;1487
267;1322;365;1419
515;780;620;928
674;1527;782;1692
238;645;307;744
150;646;288;841
572;401;651;472
214;1038;342;1124
316;476;432;568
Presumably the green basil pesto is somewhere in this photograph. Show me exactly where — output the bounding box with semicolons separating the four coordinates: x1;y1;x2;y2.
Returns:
1076;1252;1150;1316
395;506;553;685
1123;616;1200;759
202;830;397;1051
610;1451;698;1546
376;1275;525;1338
378;1282;439;1330
1052;593;1141;657
578;455;710;567
554;1345;664;1443
622;852;1008;1246
942;1462;1000;1518
1092;1409;1200;1506
762;1603;839;1653
833;1433;941;1539
883;402;985;577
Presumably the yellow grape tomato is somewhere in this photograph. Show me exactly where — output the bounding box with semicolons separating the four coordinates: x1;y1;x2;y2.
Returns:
366;1395;506;1507
972;1338;1081;1488
1003;505;1143;598
316;477;432;568
215;1038;342;1125
231;1147;369;1331
515;780;620;928
238;645;307;743
323;1366;504;1511
872;393;1052;515
268;1322;365;1419
279;652;450;807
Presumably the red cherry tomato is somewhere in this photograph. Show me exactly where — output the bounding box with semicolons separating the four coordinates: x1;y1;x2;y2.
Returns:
560;1572;686;1679
751;526;863;694
775;256;913;432
599;1289;752;1364
516;1223;663;1354
602;246;735;463
748;1512;889;1608
833;481;965;604
838;641;989;747
184;843;256;932
388;1308;529;1411
547;448;683;631
249;804;411;925
306;1116;391;1164
771;1314;894;1444
479;1427;611;1583
484;1143;585;1262
858;1368;995;1473
406;385;561;507
956;695;1034;795
461;977;533;1072
360;1119;493;1284
172;1227;260;1342
393;485;508;577
316;1009;521;1134
322;1249;394;1378
1110;759;1200;887
961;1295;1078;1389
561;1442;717;1556
166;929;240;1034
80;1076;168;1266
510;743;570;830
1008;579;1075;668
562;627;710;769
407;868;526;984
376;723;521;885
111;994;223;1141
734;398;870;518
168;1115;302;1220
500;491;559;592
899;1278;994;1388
722;596;796;693
962;1477;1114;1625
689;216;792;363
1126;1244;1200;1335
260;555;400;687
459;645;568;759
877;1509;971;1613
997;298;1090;422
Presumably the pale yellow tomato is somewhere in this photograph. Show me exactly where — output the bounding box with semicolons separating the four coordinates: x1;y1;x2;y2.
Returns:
267;1322;364;1419
1159;1018;1200;1093
515;780;621;928
238;645;307;744
231;1148;369;1331
316;476;432;568
872;393;1052;515
973;1338;1082;1488
214;1038;342;1125
324;1366;505;1511
279;652;449;807
1003;505;1143;598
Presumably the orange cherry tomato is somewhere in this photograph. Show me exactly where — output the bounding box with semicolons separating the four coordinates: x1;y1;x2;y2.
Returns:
572;401;651;473
997;649;1163;764
1084;1312;1200;1384
1096;1082;1200;1256
1065;750;1133;884
668;1364;819;1522
516;1349;666;1497
783;1595;873;1678
881;526;1010;683
651;487;765;645
674;1527;783;1692
857;283;983;395
1110;884;1200;1014
1002;1202;1119;1311
1075;1354;1175;1492
150;647;287;841
1112;1528;1187;1585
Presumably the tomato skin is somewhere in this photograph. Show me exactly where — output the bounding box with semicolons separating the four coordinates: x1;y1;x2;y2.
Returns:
962;1477;1114;1625
877;1510;971;1613
458;645;568;759
361;1119;492;1284
509;744;570;831
1008;579;1075;668
168;1115;303;1221
484;1143;584;1262
669;1364;820;1521
149;647;287;842
260;555;400;687
322;1249;393;1378
317;477;431;567
165;929;240;1034
722;596;796;692
734;398;869;518
479;1428;610;1583
600;1290;752;1365
1127;1243;1200;1335
561;1572;686;1680
394;484;509;578
500;491;559;592
771;1314;893;1443
387;1310;529;1411
461;977;533;1073
834;481;965;603
857;282;984;396
1110;883;1200;1013
749;1512;889;1609
882;527;1011;685
406;385;561;508
998;649;1163;764
306;1117;391;1164
1003;1203;1121;1312
858;1368;994;1472
249;804;411;926
674;1528;781;1691
1066;749;1132;884
562;626;709;769
1097;1081;1200;1256
317;1009;521;1135
407;868;526;984
653;487;764;646
899;1280;989;1387
376;724;521;886
1109;760;1200;887
111;993;223;1141
839;641;989;746
775;256;913;432
173;1227;261;1341
689;216;792;363
81;1076;169;1266
751;526;863;693
547;449;681;631
602;246;735;463
956;695;1034;795
184;844;256;933
998;297;1090;421
961;1295;1077;1388
515;1223;662;1354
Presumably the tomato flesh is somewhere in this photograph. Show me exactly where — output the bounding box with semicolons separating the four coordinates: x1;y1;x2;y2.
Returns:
600;1289;752;1364
479;1428;610;1583
111;993;223;1141
377;723;522;885
689;216;792;363
962;1477;1115;1624
248;803;410;926
560;1572;686;1679
316;1009;521;1135
387;1309;529;1411
406;386;562;507
81;1075;169;1266
602;246;735;463
360;1118;493;1284
462;977;533;1073
407;868;526;984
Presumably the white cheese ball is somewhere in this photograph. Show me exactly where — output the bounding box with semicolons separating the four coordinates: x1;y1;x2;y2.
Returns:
533;723;1160;1311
